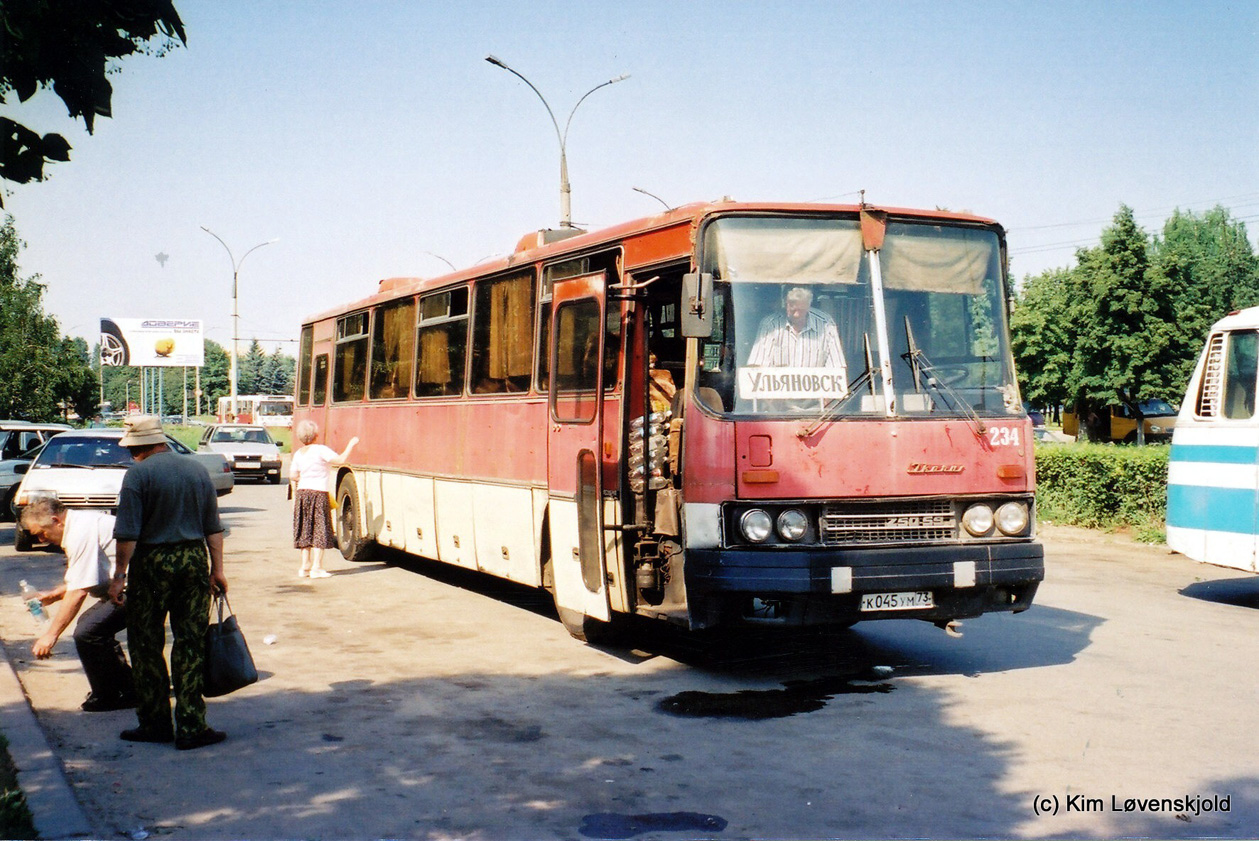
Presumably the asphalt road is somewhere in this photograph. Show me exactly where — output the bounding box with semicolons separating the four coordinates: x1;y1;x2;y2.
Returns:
1;481;1257;840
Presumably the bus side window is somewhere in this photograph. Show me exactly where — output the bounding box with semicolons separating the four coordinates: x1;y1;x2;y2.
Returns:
333;312;369;402
297;326;314;405
369;299;416;400
415;288;469;397
313;354;329;405
1224;331;1258;419
471;272;536;394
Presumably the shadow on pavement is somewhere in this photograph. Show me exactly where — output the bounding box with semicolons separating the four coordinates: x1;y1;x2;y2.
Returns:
1180;576;1259;611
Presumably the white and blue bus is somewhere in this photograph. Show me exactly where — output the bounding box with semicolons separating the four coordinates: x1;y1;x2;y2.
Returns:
1167;306;1259;573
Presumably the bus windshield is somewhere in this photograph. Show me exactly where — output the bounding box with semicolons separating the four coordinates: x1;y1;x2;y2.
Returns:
696;216;1020;419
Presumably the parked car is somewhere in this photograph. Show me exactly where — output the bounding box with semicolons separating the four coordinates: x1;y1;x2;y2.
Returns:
198;423;283;483
1062;398;1178;443
0;421;71;461
1;442;47;521
11;428;234;551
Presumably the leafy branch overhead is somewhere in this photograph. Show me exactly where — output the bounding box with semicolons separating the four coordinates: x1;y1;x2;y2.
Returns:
0;0;185;197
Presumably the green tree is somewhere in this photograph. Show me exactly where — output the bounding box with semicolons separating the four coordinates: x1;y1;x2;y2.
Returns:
0;216;95;419
202;340;230;412
1011;268;1073;418
1153;206;1259;396
1068;206;1179;443
0;0;185;200
237;339;266;396
58;336;97;419
258;348;295;395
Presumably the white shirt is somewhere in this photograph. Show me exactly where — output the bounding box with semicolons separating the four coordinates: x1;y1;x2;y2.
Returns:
747;308;847;369
291;444;338;492
62;509;116;596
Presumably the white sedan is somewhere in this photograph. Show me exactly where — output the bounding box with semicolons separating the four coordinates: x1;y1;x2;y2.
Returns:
11;428;234;551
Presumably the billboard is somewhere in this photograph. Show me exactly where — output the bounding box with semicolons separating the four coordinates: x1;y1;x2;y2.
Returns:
100;318;205;367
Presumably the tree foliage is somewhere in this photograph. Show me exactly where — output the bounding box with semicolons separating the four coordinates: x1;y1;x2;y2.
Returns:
0;0;185;198
0;215;96;420
1012;204;1259;442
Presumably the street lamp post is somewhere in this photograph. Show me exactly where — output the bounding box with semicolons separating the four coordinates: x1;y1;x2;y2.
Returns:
485;55;629;229
200;227;278;418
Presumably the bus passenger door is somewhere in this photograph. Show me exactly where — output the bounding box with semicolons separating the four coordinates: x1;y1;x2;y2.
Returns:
547;273;612;634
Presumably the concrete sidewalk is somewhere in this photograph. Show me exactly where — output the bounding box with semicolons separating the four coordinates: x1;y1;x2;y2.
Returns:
0;637;93;839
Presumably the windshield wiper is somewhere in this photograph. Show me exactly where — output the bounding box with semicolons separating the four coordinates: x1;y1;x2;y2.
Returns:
798;334;874;438
901;317;987;435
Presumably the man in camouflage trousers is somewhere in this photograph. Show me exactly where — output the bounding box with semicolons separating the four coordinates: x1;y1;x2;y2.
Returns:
108;415;229;751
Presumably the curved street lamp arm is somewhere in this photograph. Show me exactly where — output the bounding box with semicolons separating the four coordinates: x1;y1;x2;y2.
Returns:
563;74;630;146
239;238;279;270
485;56;563;150
200;225;235;269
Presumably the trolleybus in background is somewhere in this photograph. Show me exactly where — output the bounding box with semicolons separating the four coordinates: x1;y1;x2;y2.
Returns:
216;394;294;427
1167;305;1259;574
295;200;1044;641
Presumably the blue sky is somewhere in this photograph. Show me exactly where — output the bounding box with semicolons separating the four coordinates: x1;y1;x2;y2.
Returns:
4;1;1257;353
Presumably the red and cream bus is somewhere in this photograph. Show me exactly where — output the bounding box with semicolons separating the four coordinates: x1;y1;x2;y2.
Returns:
295;201;1044;641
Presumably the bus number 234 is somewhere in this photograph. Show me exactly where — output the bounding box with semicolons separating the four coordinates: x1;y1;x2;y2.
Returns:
988;427;1020;447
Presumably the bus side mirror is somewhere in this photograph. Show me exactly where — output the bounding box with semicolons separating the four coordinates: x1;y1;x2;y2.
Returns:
681;272;713;338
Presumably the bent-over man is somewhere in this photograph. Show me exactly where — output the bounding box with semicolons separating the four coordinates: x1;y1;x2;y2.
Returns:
19;498;135;711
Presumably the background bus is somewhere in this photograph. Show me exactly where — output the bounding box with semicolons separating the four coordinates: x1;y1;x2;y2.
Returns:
216;394;294;427
1167;305;1259;573
295;201;1044;642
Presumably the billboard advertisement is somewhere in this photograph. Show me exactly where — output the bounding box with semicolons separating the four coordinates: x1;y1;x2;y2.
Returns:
100;318;205;367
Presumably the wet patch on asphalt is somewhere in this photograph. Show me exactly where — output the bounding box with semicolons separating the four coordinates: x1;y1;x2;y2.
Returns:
579;811;728;839
655;674;894;720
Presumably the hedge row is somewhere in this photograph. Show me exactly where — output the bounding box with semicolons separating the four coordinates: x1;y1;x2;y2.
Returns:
1034;443;1169;538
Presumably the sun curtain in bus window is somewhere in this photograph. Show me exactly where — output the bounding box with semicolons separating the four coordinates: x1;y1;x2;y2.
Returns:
297;326;313;405
369;299;416;400
706;217;863;284
472;272;535;394
415;288;469;397
880;224;993;295
553;298;600;423
333;312;369;402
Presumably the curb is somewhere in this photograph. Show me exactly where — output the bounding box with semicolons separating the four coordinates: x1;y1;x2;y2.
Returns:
0;638;93;839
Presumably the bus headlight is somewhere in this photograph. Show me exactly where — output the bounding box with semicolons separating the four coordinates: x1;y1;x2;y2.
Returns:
962;504;994;536
776;509;809;542
996;501;1030;536
740;509;773;543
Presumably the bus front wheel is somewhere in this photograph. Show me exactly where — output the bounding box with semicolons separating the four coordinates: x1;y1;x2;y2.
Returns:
555;603;625;645
335;477;376;562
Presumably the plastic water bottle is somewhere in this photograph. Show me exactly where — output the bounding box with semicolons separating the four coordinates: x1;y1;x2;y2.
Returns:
19;580;49;627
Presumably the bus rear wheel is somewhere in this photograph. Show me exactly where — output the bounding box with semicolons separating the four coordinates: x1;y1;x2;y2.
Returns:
335;477;375;562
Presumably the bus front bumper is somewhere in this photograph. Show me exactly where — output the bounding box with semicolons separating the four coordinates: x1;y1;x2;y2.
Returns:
684;541;1044;625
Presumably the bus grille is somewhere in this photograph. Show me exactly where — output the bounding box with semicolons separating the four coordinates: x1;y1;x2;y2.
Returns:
821;499;956;545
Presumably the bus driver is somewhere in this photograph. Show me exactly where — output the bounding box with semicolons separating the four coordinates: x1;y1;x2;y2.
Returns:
747;286;847;375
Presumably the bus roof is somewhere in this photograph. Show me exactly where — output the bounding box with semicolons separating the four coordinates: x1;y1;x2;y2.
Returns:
300;200;1003;326
1209;305;1259;333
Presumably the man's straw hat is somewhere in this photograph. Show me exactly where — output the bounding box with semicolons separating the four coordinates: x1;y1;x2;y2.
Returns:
118;415;166;447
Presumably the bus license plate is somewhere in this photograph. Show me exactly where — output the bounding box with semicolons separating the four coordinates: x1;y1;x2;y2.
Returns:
860;591;934;612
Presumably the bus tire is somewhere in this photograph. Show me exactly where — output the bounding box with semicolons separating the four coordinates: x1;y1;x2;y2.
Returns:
335;476;376;562
556;604;624;645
